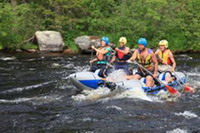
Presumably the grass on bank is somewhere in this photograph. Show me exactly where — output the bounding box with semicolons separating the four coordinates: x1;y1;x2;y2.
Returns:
21;43;38;50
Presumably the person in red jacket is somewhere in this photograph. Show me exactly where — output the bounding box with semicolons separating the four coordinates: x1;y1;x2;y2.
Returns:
111;37;131;75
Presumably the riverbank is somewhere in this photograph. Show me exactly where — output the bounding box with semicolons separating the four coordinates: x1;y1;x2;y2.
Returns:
1;48;200;56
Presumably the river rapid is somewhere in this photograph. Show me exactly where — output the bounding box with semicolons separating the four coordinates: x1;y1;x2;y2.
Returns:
0;52;199;133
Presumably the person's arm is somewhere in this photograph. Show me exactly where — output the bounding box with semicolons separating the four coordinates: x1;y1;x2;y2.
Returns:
110;55;116;63
128;50;138;62
154;49;159;55
152;53;158;78
90;58;98;64
91;46;109;54
169;51;176;72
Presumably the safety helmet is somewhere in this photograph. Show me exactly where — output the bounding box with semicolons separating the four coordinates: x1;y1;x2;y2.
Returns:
101;36;109;45
119;37;127;45
159;40;168;48
137;38;147;47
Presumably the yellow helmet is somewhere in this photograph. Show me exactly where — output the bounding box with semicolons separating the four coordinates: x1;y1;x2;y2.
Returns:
119;37;127;45
159;40;168;48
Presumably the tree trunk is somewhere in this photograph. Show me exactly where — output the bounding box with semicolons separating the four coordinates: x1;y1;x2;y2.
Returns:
11;0;17;7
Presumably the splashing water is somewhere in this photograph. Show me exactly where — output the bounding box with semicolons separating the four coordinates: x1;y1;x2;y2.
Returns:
166;128;188;133
106;69;127;82
71;87;111;101
113;88;152;102
175;111;198;119
0;56;16;61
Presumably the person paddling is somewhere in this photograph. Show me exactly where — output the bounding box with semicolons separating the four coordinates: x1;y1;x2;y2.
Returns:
111;37;131;75
127;38;158;87
89;36;113;78
155;40;195;92
155;40;176;72
155;40;176;83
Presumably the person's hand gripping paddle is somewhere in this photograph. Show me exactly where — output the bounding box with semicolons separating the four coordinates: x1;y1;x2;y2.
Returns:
133;61;181;96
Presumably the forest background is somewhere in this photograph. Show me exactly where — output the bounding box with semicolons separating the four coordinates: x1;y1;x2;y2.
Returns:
0;0;200;51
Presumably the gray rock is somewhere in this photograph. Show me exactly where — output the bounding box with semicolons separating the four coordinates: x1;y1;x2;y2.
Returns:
74;36;116;52
35;31;65;52
74;36;101;52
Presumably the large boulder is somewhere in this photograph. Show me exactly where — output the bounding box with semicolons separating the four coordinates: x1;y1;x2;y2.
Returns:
35;31;65;52
74;36;100;52
74;36;116;53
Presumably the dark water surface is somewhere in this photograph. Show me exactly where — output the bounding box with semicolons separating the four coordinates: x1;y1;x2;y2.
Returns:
0;52;199;133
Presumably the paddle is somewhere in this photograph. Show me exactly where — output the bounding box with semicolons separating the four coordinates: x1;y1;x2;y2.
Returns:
102;50;116;77
172;71;195;93
132;61;180;96
156;55;195;93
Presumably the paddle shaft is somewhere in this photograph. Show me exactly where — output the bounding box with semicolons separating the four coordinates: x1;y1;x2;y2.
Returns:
133;61;180;94
134;62;165;86
157;56;186;86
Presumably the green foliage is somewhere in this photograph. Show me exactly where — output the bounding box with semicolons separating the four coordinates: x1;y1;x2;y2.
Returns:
0;2;44;50
21;43;38;50
0;0;200;51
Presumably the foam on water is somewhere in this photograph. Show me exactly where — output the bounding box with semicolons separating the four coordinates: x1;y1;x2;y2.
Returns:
63;64;74;69
187;72;200;77
72;85;153;102
74;65;89;72
113;87;152;102
0;81;54;94
71;87;111;101
175;111;198;119
51;63;62;68
155;90;181;102
0;98;32;103
106;105;122;111
0;94;64;105
166;128;188;133
106;69;127;82
0;56;16;61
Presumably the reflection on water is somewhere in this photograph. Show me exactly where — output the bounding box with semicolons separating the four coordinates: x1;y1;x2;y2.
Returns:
0;52;199;133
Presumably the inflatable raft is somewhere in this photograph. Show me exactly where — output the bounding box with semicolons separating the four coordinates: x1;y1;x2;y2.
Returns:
69;70;187;94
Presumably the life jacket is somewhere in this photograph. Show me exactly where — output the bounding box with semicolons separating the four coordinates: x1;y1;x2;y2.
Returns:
116;46;131;61
96;47;112;64
97;53;104;61
136;48;153;68
157;49;172;65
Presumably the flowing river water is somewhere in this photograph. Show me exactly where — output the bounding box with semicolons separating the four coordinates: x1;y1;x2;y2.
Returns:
0;52;199;133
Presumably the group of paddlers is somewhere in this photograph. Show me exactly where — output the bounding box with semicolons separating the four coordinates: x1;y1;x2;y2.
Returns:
89;36;177;87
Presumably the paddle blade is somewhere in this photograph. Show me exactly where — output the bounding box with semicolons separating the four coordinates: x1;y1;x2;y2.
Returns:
184;85;196;93
165;85;179;95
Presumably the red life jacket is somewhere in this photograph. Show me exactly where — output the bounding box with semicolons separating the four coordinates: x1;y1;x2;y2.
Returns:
116;46;131;61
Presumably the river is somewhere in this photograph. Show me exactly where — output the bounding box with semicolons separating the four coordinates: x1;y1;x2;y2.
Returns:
0;52;199;133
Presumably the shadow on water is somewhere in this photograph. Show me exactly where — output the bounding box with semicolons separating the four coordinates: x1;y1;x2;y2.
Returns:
0;52;200;133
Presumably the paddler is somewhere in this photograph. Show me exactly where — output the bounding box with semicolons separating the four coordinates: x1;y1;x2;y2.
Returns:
110;37;131;75
155;40;176;72
155;40;176;83
127;38;158;87
89;36;113;78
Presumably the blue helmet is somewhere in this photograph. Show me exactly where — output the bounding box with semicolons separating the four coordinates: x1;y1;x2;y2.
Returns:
101;36;109;45
137;38;147;47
